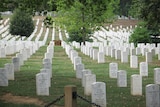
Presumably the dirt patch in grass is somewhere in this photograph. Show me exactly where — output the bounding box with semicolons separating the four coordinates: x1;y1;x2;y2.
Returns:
0;93;45;107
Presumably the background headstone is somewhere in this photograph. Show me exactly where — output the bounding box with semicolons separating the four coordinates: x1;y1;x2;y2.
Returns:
0;68;8;86
12;57;20;72
131;74;142;95
5;63;14;80
76;63;84;79
130;55;138;68
84;74;96;96
109;62;118;78
140;62;148;77
117;70;127;87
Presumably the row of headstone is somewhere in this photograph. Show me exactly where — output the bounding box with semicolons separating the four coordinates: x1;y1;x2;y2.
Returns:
35;27;44;42
42;28;49;45
62;41;107;107
0;41;43;86
145;68;160;107
0;41;41;58
70;40;158;98
36;41;54;96
0;25;9;35
109;62;127;87
80;44;105;63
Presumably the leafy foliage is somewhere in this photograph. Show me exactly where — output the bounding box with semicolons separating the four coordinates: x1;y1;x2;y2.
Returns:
129;0;142;18
129;22;151;46
130;0;160;35
9;8;34;37
55;0;119;44
140;0;160;36
68;28;93;43
43;15;54;28
118;0;132;16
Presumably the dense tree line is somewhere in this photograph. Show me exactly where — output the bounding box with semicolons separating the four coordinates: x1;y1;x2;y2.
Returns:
1;0;159;44
129;0;160;45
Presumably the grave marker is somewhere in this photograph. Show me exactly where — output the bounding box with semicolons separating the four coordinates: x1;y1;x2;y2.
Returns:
12;57;20;72
131;74;142;95
146;84;160;107
130;55;138;68
76;63;84;79
109;62;118;78
84;74;96;96
92;82;106;107
154;68;160;84
117;70;127;87
81;69;92;87
98;52;105;63
5;63;14;80
0;68;8;86
140;62;148;77
36;73;49;96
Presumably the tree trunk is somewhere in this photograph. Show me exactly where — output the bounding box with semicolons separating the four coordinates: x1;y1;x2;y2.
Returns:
82;27;86;45
82;8;86;45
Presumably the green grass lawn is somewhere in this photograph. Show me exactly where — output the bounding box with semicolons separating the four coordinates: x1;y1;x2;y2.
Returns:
0;16;160;107
0;44;159;107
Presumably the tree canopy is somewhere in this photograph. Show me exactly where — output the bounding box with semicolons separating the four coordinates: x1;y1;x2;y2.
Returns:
55;0;119;44
129;0;160;44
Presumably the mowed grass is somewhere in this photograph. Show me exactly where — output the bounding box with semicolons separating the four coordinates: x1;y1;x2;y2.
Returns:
0;16;160;107
0;42;159;107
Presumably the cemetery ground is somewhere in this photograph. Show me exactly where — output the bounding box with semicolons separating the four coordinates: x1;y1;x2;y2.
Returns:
1;45;160;107
0;16;160;107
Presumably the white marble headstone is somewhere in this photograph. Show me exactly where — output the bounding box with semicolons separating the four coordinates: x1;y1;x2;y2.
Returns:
98;52;105;63
43;62;52;78
74;56;82;70
115;50;121;60
130;55;138;68
36;73;49;96
81;69;92;87
93;49;98;60
154;68;160;84
12;57;20;72
5;63;14;80
146;52;152;62
0;68;8;86
121;51;128;63
92;82;106;107
109;62;118;78
139;62;148;76
40;69;51;87
117;70;127;87
146;84;160;107
84;74;96;96
76;63;84;79
131;74;142;95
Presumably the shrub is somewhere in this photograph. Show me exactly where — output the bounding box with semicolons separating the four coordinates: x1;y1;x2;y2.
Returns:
68;29;93;43
9;8;34;37
43;15;54;28
129;21;151;46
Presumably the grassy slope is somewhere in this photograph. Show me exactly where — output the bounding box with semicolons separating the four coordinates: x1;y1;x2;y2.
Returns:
0;16;160;107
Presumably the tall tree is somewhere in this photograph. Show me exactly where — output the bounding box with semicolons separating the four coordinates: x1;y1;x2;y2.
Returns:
55;0;119;44
129;0;160;44
140;0;160;37
119;0;132;16
129;0;142;18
